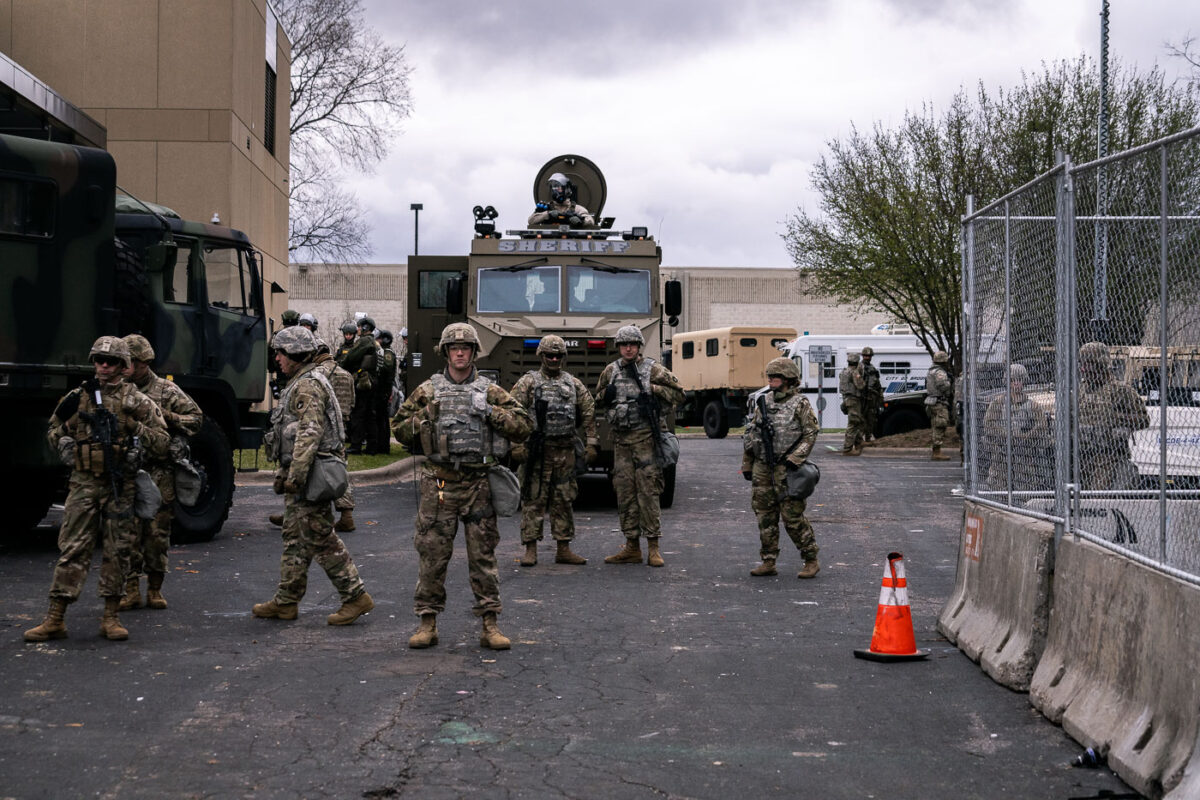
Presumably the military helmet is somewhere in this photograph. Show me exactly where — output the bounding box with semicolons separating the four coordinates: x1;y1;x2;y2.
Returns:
861;346;874;357
89;335;131;367
933;350;950;364
765;357;800;382
847;352;861;364
439;322;480;354
614;325;645;346
399;327;409;338
298;312;318;330
358;316;376;331
272;326;318;356
281;309;300;326
1079;341;1110;368
340;321;358;335
537;334;567;356
378;329;394;347
315;337;332;355
123;333;155;363
1009;363;1029;383
549;171;571;203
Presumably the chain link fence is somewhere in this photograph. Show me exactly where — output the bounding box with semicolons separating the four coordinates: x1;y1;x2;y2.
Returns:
963;125;1200;584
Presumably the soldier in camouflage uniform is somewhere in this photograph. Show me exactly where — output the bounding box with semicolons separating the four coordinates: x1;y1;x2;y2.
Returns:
25;337;170;642
392;323;533;650
118;335;204;612
982;363;1052;493
743;358;821;578
594;325;684;568
254;326;374;626
374;329;399;455
860;346;884;444
340;317;381;454
510;334;597;567
1077;341;1150;490
335;322;357;363
925;351;954;461
839;352;866;455
527;172;597;228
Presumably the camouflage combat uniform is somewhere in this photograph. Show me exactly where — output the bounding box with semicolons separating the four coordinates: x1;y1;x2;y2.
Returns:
265;361;367;607
313;349;356;515
743;385;820;566
1078;368;1150;491
45;380;169;602
527;199;596;228
374;343;398;453
925;363;954;447
125;368;203;580
594;355;684;548
839;360;866;452
861;356;883;441
340;331;379;453
392;368;532;618
982;373;1052;492
510;366;596;547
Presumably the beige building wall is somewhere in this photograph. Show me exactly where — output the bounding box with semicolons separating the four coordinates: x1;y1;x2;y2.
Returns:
0;0;292;321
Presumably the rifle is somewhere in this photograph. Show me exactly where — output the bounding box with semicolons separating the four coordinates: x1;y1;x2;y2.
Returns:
625;361;666;464
522;392;548;500
756;394;778;468
77;380;130;498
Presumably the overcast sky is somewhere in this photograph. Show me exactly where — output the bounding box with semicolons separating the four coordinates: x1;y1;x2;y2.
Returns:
347;0;1194;268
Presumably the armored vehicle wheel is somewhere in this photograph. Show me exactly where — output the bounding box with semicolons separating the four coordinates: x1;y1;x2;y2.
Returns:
702;400;730;439
879;407;926;438
660;464;676;509
172;417;234;543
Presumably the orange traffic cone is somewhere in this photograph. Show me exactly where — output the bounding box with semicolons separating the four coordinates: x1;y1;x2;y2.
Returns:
853;551;929;662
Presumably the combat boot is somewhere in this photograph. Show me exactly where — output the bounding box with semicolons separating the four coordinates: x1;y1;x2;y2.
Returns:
408;613;438;648
334;510;356;532
555;541;587;565
146;572;168;610
646;539;665;568
851;442;864;456
327;591;374;625
931;446;950;461
252;599;299;620
520;542;538;566
118;577;143;611
100;597;129;641
479;612;511;650
750;559;778;577
24;598;68;642
841;447;860;457
268;513;283;527
604;539;642;564
798;557;821;579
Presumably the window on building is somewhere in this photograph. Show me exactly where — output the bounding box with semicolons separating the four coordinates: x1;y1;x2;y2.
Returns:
706;338;719;357
264;7;278;156
681;341;694;359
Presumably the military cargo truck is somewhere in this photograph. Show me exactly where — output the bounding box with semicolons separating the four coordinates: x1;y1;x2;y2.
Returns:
406;155;683;504
0;132;269;541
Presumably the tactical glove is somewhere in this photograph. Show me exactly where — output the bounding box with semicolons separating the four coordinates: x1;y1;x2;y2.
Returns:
273;474;287;495
585;444;599;465
510;444;528;464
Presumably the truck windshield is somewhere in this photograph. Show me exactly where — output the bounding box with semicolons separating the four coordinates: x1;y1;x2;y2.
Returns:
566;265;651;314
477;265;561;313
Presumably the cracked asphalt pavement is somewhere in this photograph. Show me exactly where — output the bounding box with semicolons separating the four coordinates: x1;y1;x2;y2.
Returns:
0;434;1137;799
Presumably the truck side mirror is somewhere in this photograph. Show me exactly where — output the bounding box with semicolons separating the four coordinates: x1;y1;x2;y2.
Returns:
143;240;178;273
664;280;682;318
446;277;464;315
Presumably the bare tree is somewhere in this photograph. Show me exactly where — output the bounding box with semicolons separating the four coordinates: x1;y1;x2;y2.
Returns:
277;0;413;263
1166;34;1200;78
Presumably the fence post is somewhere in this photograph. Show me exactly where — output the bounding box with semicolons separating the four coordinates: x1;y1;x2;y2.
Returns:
1053;155;1075;547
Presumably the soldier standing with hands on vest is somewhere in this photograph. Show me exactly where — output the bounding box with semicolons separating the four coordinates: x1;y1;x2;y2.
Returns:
510;335;597;567
839;352;866;455
118;334;203;612
743;358;821;578
25;336;169;642
594;325;684;568
392;323;533;650
925;351;954;461
254;326;374;625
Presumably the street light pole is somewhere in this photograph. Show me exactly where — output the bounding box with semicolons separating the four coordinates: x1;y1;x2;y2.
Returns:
410;203;423;256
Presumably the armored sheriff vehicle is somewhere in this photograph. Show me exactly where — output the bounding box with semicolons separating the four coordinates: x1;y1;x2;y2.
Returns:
0;132;269;541
406;155;683;504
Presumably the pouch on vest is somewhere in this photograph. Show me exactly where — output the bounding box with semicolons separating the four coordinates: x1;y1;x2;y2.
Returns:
656;431;680;468
488;464;521;517
785;461;821;500
174;458;205;507
134;469;163;519
304;453;349;504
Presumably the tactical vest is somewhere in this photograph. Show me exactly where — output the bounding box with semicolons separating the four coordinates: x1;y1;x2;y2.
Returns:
839;367;862;398
529;370;578;439
273;366;344;467
606;358;654;431
926;366;953;405
430;372;496;464
69;383;135;475
314;357;355;421
745;390;807;464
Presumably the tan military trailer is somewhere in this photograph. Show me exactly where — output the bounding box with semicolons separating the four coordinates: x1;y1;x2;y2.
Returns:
406;155;683;504
671;326;797;437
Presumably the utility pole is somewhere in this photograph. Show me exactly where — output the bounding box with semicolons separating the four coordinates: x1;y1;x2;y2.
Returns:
410;203;423;256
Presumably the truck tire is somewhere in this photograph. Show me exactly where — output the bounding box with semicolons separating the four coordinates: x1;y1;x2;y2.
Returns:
880;408;926;438
660;464;676;508
702;400;730;439
172;417;234;543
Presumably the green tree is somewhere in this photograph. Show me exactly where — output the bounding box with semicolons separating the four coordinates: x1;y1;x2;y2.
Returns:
783;56;1200;370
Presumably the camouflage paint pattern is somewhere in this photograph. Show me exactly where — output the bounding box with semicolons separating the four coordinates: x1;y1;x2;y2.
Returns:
611;429;664;540
748;461;818;561
518;442;580;543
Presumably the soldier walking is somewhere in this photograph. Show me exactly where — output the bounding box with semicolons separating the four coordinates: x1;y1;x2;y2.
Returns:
254;327;374;625
374;329;399;455
743;358;821;579
25;337;169;642
594;325;684;568
839;352;866;455
510;335;597;567
118;335;203;612
860;346;883;444
339;317;380;454
391;323;533;650
925;351;954;461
